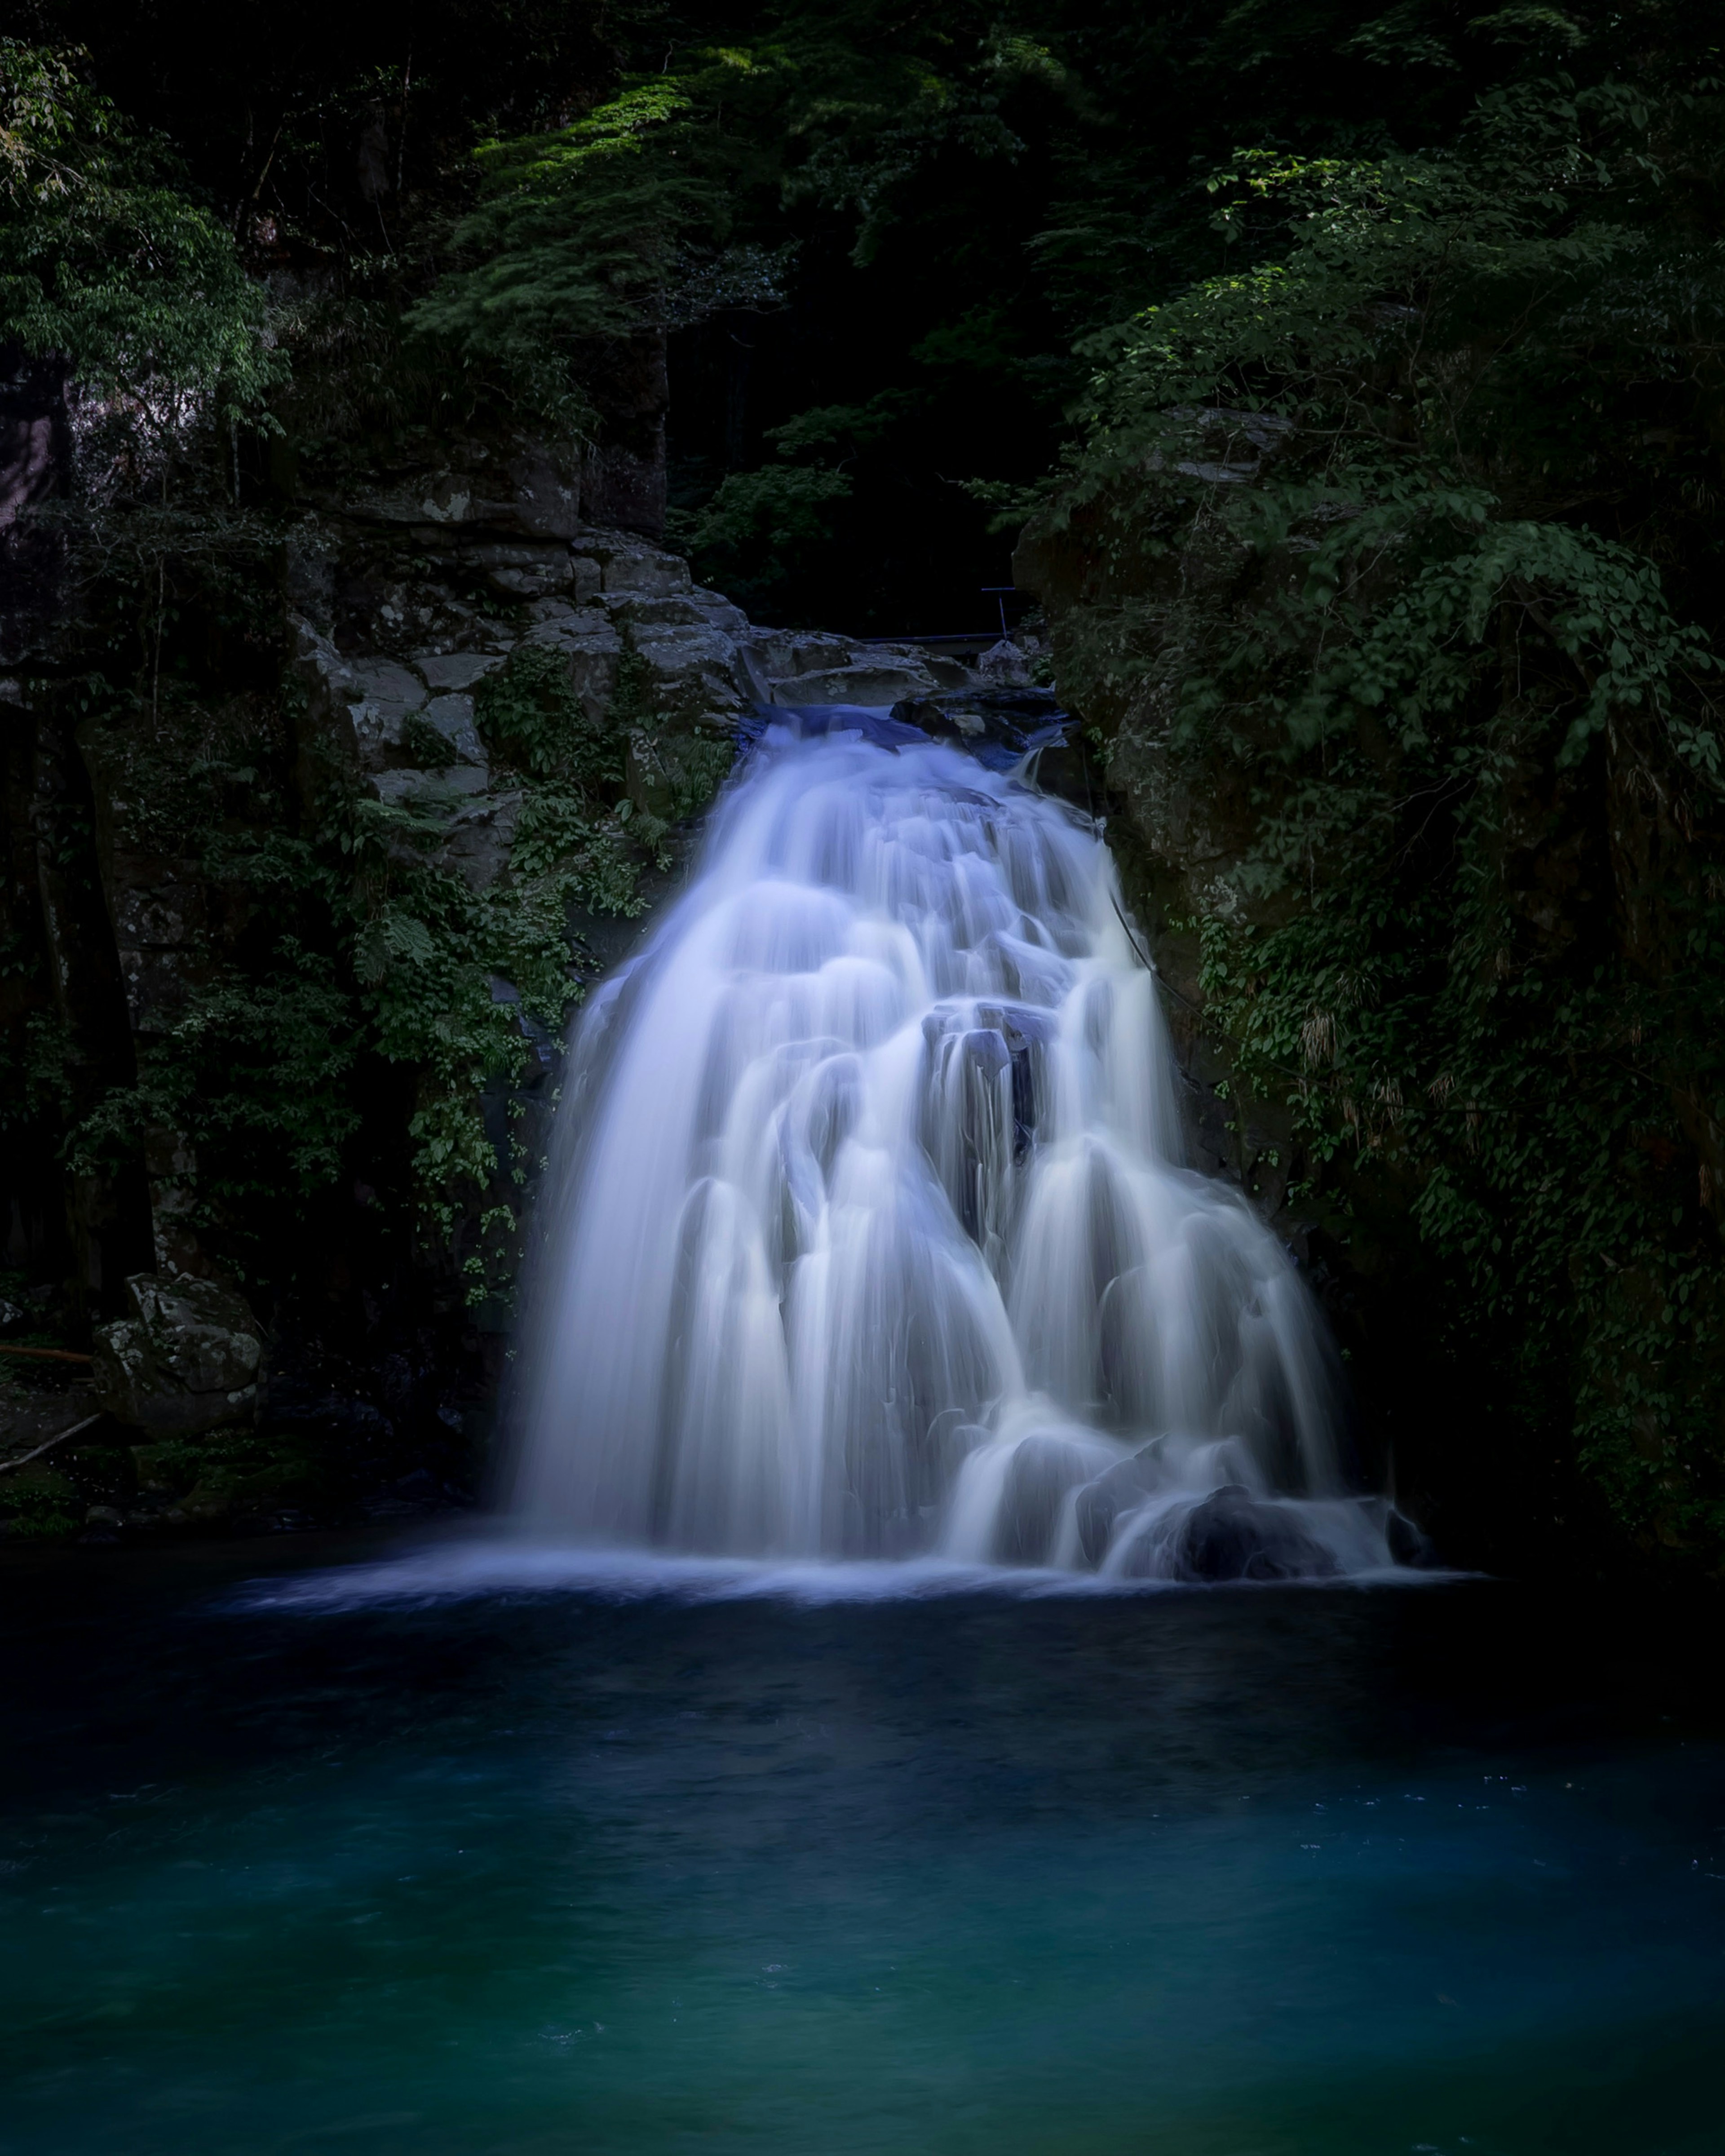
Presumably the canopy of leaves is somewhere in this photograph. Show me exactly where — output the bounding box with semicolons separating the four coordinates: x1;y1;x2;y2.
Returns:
407;78;741;434
18;0;1605;624
0;40;282;428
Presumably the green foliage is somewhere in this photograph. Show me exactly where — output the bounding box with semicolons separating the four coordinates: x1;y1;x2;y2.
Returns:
408;76;748;433
36;0;1620;635
41;639;657;1300
476;644;624;788
607;631;735;828
510;790;645;912
1041;48;1725;1563
0;1009;76;1132
0;40;283;429
678;464;853;614
399;711;460;772
18;0;1725;1565
326;644;658;1296
353;846;561;1207
0;1471;80;1540
402;6;1166;620
130;1426;346;1520
66;963;363;1220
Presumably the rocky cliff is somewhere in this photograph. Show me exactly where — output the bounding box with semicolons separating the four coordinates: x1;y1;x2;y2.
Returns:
0;430;1032;1539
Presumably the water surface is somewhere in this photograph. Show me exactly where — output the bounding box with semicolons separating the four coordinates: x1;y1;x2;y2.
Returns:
1;1532;1720;2154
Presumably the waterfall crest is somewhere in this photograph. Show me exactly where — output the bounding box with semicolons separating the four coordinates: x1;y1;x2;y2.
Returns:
513;718;1401;1580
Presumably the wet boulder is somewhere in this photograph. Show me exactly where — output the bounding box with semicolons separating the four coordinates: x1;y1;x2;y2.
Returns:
1072;1445;1166;1567
890;687;1068;770
759;705;931;753
1163;1485;1340;1583
1025;726;1107;811
578;537;692;598
996;1433;1110;1565
1351;1494;1441;1569
784;662;938;707
91;1273;264;1437
1386;1506;1439;1569
975;637;1034;687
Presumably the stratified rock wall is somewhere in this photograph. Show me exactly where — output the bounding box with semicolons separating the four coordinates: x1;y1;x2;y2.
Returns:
286;455;967;892
0;435;1004;1337
0;374;1104;1544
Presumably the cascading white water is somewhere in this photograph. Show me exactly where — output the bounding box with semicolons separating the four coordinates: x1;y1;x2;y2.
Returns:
512;714;1402;1580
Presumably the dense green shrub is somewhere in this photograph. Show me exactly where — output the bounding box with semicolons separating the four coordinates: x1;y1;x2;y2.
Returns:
0;40;282;430
1034;47;1725;1564
407;76;745;436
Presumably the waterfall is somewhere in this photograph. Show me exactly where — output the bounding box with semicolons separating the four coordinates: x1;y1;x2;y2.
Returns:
511;714;1403;1580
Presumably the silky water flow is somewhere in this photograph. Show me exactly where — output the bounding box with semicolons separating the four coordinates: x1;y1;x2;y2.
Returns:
512;716;1404;1581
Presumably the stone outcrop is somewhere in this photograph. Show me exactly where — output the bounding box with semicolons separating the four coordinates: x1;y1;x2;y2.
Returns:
90;1272;264;1436
1137;1486;1342;1584
3;416;1059;1322
292;461;1014;894
0;421;1063;1533
889;686;1070;772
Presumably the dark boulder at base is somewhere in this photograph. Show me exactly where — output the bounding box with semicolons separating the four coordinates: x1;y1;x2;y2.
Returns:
995;1432;1107;1565
90;1273;264;1437
1073;1445;1166;1567
1165;1484;1341;1583
1386;1506;1440;1568
754;703;932;752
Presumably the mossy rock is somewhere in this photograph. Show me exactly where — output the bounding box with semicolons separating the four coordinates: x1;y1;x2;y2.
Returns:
172;1448;339;1528
625;723;733;825
231;1455;337;1512
173;1467;245;1524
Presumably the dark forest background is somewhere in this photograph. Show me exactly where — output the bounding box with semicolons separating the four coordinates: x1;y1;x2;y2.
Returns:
5;1;1725;1575
10;0;1606;627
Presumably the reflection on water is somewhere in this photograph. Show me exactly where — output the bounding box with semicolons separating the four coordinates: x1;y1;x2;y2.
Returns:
0;1532;1721;2156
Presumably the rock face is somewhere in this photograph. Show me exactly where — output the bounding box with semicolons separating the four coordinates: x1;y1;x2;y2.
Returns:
290;470;1057;902
1;419;1062;1520
91;1274;264;1436
889;686;1070;770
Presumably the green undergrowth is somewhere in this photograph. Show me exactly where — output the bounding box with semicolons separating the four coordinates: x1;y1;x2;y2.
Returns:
129;1426;345;1520
1040;59;1725;1568
42;626;686;1310
0;1425;381;1541
0;1473;82;1539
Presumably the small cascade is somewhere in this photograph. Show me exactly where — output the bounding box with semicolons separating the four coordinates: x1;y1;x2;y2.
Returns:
512;715;1407;1580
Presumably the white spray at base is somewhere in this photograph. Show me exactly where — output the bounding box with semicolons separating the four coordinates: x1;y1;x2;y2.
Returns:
511;717;1408;1582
